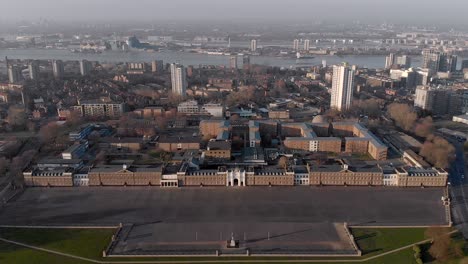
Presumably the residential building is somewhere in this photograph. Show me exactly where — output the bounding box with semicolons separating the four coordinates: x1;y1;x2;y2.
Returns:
229;56;238;69
170;63;187;97
293;39;300;51
422;49;457;73
151;60;164;73
395;55;411;68
7;65;21;83
385;53;395;69
28;60;40;80
414;86;450;115
52;60;64;79
304;39;310;51
243;55;251;71
462;60;468;71
422;49;441;73
76;100;125;119
201;103;224;117
79;60;92;76
158;136;200;152
250;39;257;52
330;63;355;111
177;100;200;114
205;140;231;160
127;62;146;75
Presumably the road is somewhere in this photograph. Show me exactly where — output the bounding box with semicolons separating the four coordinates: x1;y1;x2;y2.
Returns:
448;139;468;237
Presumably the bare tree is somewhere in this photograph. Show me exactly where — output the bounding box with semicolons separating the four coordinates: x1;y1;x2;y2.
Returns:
425;227;453;263
167;92;184;106
387;103;418;131
414;116;433;138
9;149;37;187
7;105;27;129
420;136;455;168
39;122;61;145
66;110;83;128
278;156;289;170
352;99;382;118
94;150;107;165
0;157;10;177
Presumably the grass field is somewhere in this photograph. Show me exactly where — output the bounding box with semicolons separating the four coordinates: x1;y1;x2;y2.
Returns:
0;227;460;264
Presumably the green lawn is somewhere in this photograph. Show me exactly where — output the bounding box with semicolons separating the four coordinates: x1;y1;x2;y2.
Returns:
0;241;87;264
0;228;114;260
0;227;457;264
351;227;426;257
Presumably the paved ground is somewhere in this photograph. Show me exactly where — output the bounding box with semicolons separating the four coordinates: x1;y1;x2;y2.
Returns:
112;222;355;255
448;139;468;237
0;186;446;226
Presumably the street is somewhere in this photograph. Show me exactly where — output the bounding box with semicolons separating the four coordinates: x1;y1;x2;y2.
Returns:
448;139;468;237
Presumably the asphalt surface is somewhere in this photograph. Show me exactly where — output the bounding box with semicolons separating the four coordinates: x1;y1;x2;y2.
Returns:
111;222;355;255
448;139;468;237
0;186;447;226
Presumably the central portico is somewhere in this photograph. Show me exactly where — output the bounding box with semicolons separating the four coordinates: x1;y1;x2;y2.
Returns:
226;167;246;186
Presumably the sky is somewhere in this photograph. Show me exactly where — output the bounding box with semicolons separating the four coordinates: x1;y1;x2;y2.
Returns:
3;0;468;24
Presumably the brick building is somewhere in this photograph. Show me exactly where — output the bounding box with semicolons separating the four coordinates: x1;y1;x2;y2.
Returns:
88;164;162;186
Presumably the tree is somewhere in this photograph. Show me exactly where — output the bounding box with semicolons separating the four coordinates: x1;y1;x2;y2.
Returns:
94;150;107;164
225;87;256;107
7;105;27;129
414;116;433;138
167;92;183;106
39;122;61;145
352;99;382;118
66;110;83;128
278;156;289;170
9;149;37;187
0;157;10;176
387;103;417;132
425;227;452;263
420;136;455;168
325;108;341;121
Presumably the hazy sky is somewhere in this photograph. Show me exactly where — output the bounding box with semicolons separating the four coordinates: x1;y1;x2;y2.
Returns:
3;0;468;24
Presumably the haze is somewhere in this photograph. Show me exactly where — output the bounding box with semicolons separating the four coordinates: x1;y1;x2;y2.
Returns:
3;0;468;24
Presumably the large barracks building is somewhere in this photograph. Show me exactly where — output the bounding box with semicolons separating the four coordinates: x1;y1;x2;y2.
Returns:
23;120;447;188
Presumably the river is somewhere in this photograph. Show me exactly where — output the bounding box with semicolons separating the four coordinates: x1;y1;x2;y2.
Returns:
0;48;465;69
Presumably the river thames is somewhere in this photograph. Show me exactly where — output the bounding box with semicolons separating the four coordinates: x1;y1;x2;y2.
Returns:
0;48;465;69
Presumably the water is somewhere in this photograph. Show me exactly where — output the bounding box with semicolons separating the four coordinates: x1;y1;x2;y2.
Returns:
0;48;464;69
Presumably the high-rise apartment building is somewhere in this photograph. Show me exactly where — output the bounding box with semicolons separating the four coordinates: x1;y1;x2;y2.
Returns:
28;60;40;80
79;60;92;76
250;39;257;52
229;56;238;69
414;85;455;115
243;55;251;71
151;60;164;73
304;39;310;51
170;63;187;97
439;53;457;72
293;39;300;51
7;65;21;83
330;64;355;111
52;60;64;79
396;55;411;68
385;53;395;69
462;60;468;71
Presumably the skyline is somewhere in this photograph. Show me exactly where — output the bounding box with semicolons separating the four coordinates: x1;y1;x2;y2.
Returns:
2;0;468;25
